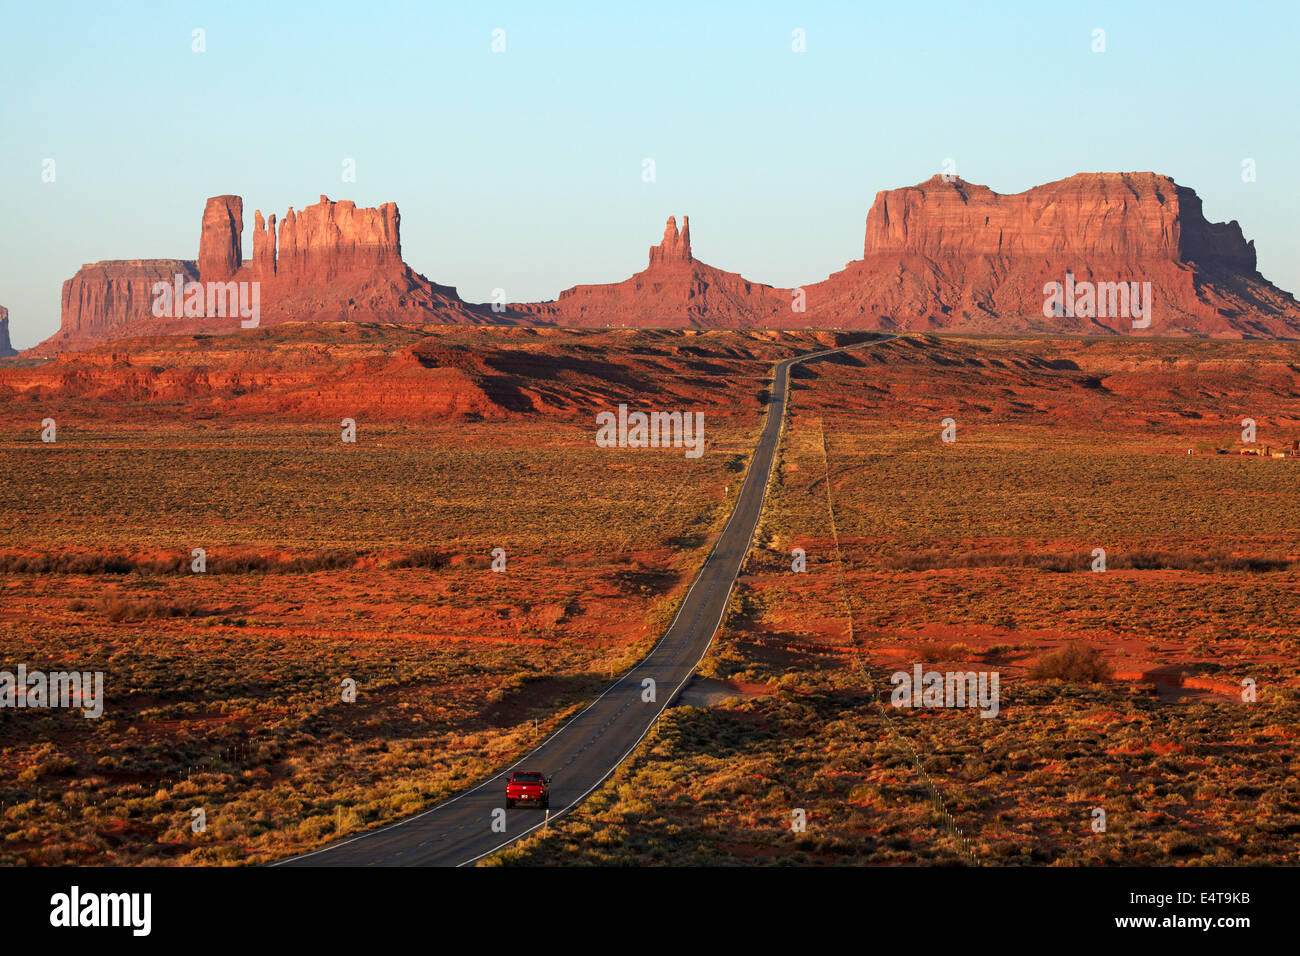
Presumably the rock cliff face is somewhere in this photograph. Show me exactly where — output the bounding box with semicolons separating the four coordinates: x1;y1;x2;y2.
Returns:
198;195;243;282
859;173;1253;262
56;259;199;343
241;196;476;330
252;210;277;277
273;196;402;282
0;306;15;357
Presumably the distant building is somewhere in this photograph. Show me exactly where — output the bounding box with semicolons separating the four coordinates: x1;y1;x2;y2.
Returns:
1237;440;1298;458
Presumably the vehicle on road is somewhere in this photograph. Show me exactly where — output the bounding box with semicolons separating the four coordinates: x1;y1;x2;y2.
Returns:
505;770;550;809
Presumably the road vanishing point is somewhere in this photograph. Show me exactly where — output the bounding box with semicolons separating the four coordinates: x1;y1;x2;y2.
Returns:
276;334;895;867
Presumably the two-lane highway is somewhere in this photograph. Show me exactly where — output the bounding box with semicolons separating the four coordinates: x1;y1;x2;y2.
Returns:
276;335;893;867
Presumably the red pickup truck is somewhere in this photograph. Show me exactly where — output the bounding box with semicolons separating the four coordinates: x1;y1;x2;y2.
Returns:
505;770;551;809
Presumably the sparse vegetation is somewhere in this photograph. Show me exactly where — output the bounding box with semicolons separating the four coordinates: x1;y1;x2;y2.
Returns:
0;326;826;864
493;333;1300;866
5;331;1300;866
1029;642;1112;682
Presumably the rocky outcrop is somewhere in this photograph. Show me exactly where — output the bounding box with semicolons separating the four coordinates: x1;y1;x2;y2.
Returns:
273;196;402;282
648;215;692;267
512;214;789;328
52;259;199;347
801;172;1300;336
33;194;496;354
198;195;243;282
0;306;15;357
252;210;277;277
26;173;1300;354
242;196;478;330
524;174;1299;336
1173;184;1257;265
859;173;1254;261
2;325;795;423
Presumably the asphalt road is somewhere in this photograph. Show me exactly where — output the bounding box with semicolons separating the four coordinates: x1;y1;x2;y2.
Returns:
276;335;891;867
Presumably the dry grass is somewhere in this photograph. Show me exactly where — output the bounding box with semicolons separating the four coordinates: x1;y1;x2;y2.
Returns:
493;334;1300;866
0;413;759;864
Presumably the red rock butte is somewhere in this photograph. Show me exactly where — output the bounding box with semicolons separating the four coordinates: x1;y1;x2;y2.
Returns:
33;194;492;355
514;214;791;329
25;172;1300;355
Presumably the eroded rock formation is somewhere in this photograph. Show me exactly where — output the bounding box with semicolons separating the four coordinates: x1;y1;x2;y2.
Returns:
860;173;1254;262
803;172;1299;336
252;210;277;277
33;194;489;354
198;195;243;282
0;305;15;357
274;196;402;281
514;214;789;328
57;259;199;343
520;175;1300;337
648;215;692;267
26;173;1300;355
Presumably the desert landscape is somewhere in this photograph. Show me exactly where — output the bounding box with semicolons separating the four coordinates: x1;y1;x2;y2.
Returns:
5;163;1300;870
3;10;1299;944
0;325;837;864
494;335;1300;865
3;323;1299;869
27;172;1300;355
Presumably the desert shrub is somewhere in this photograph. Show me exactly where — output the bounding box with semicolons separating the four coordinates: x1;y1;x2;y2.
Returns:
1029;642;1111;682
206;553;274;573
883;550;1086;572
0;549;382;575
1115;550;1292;572
133;556;185;574
275;552;358;573
383;547;449;570
205;551;357;573
915;641;949;663
0;551;134;574
881;548;1294;574
97;594;210;622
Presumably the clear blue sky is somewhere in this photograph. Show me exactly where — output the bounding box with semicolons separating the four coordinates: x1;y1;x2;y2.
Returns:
2;0;1297;348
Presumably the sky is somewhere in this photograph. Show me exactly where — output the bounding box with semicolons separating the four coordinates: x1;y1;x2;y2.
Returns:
2;0;1297;348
